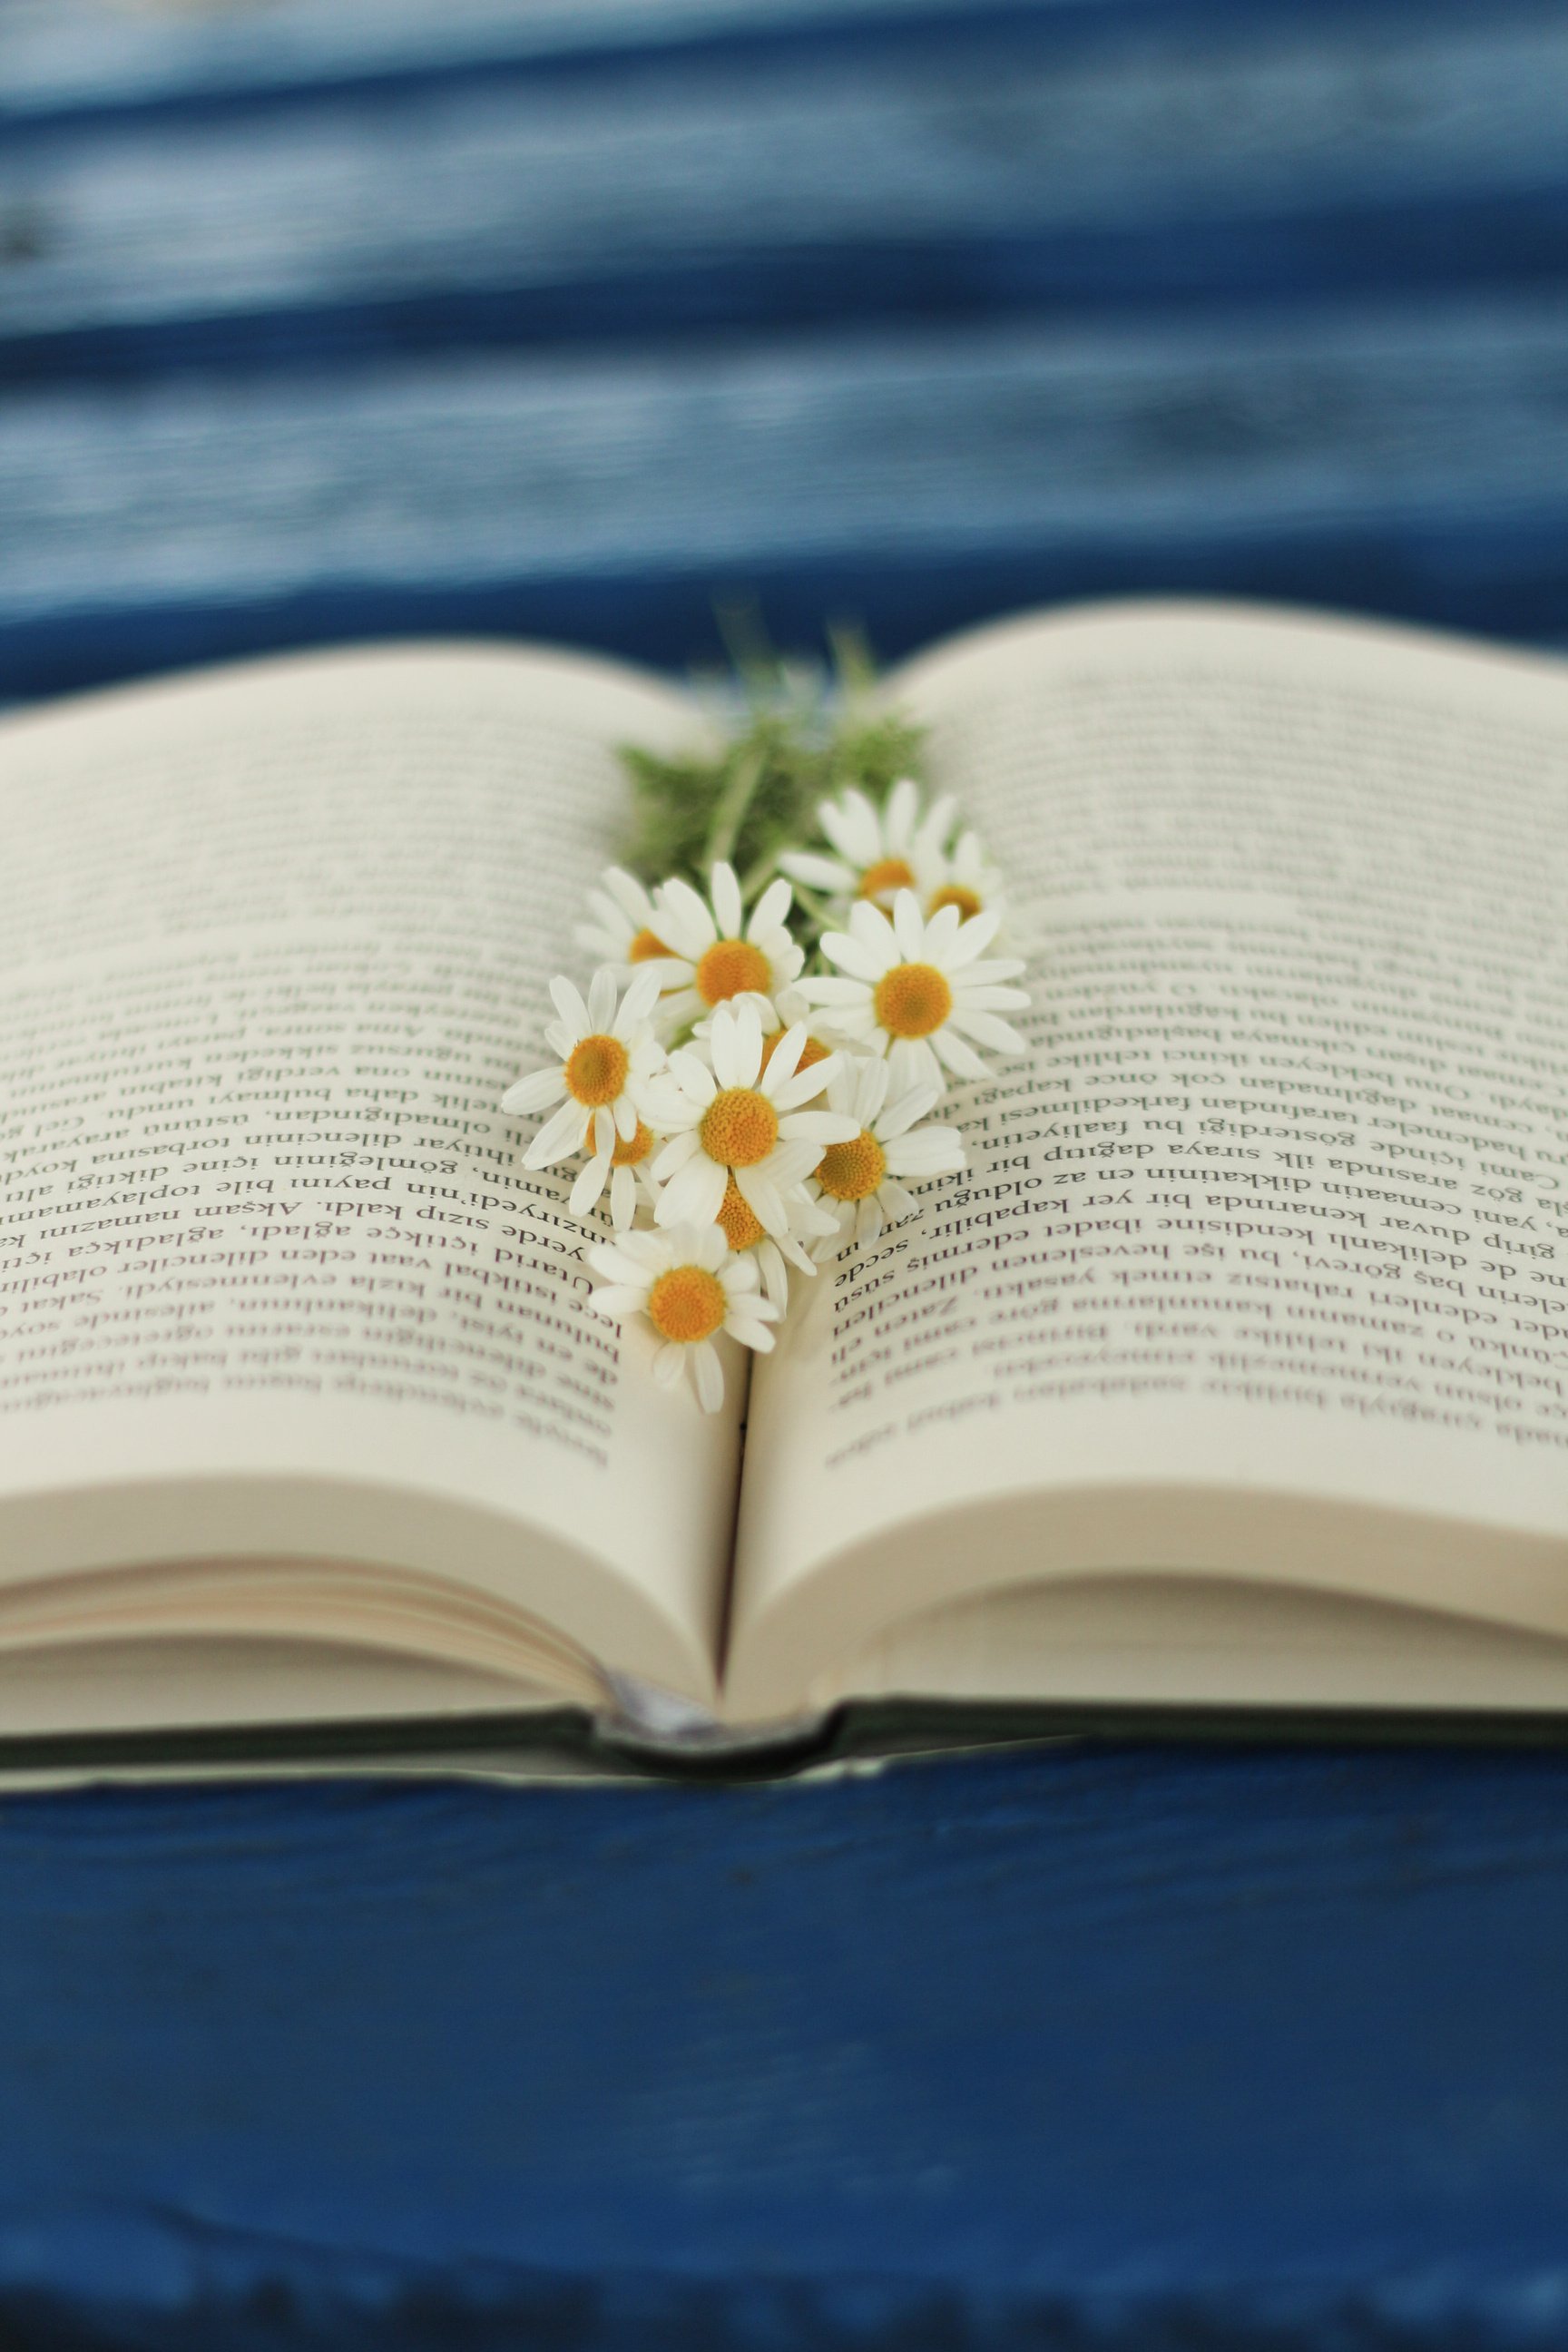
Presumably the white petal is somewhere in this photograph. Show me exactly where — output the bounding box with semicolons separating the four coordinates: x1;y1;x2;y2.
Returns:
603;867;653;924
819;789;880;867
734;1163;788;1237
586;1240;646;1285
879;1181;919;1223
614;1093;639;1142
942;909;1003;969
885;1127;965;1176
727;1316;775;1355
651;1129;701;1181
652;1342;688;1392
694;1222;730;1272
653;877;717;956
952;985;1032;1013
851;1057;891;1125
931;1027;990;1080
549;975;590;1037
924;903;963;960
586;966;617;1033
778;850;852;894
611;1165;638;1229
572;1158;610;1218
951;1009;1029;1054
592;1105;615;1156
891;888;926;962
875;1083;938;1140
779;1111;860;1144
668;1049;718;1106
749;876;792;938
884;777;920;852
847;900;902;973
888;1036;939;1098
692;1342;726;1413
855;1197;885;1249
616;1229;671;1271
618;965;663;1028
708;1006;744;1089
708;861;741;939
589;1283;645;1321
501;1067;566;1117
524;1098;590;1168
657;1154;729;1229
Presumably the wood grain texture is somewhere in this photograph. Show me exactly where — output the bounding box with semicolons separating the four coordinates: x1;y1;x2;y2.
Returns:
3;294;1566;700
0;11;1563;375
1;1743;1567;2347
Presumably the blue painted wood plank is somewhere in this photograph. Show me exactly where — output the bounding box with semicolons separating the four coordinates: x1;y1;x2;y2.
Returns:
0;12;1563;377
2;295;1565;699
2;1743;1567;2347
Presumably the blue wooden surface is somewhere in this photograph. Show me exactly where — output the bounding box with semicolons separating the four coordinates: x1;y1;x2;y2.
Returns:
5;0;1568;2343
5;1745;1568;2350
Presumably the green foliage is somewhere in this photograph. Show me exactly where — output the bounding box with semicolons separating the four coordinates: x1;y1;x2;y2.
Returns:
618;621;925;949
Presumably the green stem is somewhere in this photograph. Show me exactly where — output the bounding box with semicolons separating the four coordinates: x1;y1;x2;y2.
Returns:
706;742;767;873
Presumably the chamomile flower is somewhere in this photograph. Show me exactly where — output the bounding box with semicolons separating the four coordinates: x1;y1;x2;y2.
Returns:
651;999;857;1239
922;825;1008;933
806;1056;965;1251
692;986;840;1083
501;965;672;1170
798;888;1030;1099
779;777;957;911
585;1222;778;1413
575;867;682;980
646;862;804;1032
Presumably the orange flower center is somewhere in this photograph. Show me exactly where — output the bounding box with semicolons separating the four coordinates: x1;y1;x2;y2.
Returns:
760;1029;832;1074
695;938;771;1006
928;883;982;921
717;1177;767;1252
815;1129;887;1202
629;927;671;964
564;1033;630;1106
646;1265;728;1345
700;1086;779;1169
612;1119;652;1168
872;962;954;1040
858;857;916;901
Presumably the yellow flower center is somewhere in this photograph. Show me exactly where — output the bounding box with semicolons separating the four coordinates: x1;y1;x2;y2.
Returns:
928;883;983;921
872;962;953;1040
858;857;916;901
760;1029;831;1074
695;938;771;1005
646;1264;728;1345
564;1033;630;1106
815;1128;887;1202
700;1086;779;1169
717;1177;767;1252
612;1119;652;1168
629;927;671;964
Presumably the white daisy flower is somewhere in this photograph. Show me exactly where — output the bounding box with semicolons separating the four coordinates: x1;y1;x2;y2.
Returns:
650;999;858;1239
646;861;805;1032
806;1056;965;1252
921;825;1009;934
500;965;673;1170
574;866;684;982
585;1221;778;1414
797;888;1030;1099
779;777;957;911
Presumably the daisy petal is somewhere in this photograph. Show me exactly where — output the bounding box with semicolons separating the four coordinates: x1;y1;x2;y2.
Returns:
651;1129;701;1181
524;1098;589;1167
891;888;926;961
951;1011;1028;1054
656;1154;728;1229
586;966;617;1033
549;975;590;1036
653;1342;688;1392
749;877;792;936
710;861;744;939
943;910;1003;969
589;1283;646;1321
778;850;851;894
501;1068;567;1116
886;1128;965;1176
692;1341;726;1413
876;1083;938;1139
931;1028;990;1080
572;1159;609;1218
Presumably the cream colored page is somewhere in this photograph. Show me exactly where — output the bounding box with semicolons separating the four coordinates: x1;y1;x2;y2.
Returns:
729;604;1568;1714
0;646;736;1703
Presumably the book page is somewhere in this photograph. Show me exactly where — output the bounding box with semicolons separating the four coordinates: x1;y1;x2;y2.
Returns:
0;645;738;1710
728;604;1568;1719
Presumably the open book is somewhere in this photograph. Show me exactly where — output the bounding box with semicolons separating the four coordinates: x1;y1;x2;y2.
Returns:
5;600;1568;1773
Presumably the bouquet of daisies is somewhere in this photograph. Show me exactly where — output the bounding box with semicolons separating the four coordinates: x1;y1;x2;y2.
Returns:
501;686;1030;1411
